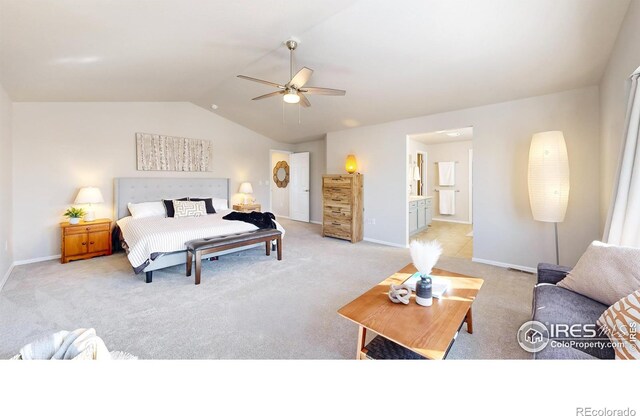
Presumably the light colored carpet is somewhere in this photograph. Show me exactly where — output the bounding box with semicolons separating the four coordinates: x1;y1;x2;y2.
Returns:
0;219;534;359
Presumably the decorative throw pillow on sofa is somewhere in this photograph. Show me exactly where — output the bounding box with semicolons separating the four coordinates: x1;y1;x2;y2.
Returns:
173;200;207;218
597;290;640;359
557;241;640;306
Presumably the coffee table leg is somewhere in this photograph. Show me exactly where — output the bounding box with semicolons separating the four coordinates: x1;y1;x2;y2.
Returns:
356;326;367;360
465;307;473;334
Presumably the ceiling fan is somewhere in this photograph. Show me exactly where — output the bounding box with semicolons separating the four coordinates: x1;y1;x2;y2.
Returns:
237;39;346;108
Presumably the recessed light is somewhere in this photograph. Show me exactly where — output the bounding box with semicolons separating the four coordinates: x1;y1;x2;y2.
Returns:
210;104;218;110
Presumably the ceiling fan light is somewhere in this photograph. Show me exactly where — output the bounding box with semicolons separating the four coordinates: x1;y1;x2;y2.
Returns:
283;92;300;104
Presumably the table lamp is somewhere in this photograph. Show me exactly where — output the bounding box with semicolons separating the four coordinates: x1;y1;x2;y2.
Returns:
239;182;253;205
74;186;104;222
345;154;357;174
527;131;570;264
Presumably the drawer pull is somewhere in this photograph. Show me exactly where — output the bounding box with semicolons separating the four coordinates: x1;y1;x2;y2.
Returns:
332;210;341;214
86;227;90;230
90;241;94;245
331;222;341;226
332;198;342;201
82;242;86;245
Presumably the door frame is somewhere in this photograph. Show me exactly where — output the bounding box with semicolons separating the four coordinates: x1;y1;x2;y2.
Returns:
269;149;293;215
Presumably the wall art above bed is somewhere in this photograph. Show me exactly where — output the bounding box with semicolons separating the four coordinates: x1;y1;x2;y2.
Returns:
135;132;212;171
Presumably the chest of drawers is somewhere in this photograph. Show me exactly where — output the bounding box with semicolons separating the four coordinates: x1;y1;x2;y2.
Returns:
322;174;363;243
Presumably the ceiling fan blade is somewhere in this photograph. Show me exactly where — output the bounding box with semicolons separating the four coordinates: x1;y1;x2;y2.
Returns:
237;75;285;89
300;87;346;96
252;91;285;100
298;92;311;108
288;67;313;88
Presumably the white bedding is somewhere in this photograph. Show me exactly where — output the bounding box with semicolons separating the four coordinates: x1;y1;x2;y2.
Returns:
117;210;285;270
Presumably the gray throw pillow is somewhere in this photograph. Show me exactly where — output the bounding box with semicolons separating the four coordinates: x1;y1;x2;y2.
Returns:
557;241;640;306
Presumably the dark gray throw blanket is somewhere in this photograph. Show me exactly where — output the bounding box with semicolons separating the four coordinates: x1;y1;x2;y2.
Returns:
223;211;277;229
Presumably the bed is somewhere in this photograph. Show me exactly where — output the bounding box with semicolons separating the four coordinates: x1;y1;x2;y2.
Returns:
114;177;285;282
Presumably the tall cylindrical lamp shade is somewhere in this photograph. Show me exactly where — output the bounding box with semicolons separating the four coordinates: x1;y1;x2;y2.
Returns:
527;131;570;223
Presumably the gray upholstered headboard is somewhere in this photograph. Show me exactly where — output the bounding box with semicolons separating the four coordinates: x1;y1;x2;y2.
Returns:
114;177;230;220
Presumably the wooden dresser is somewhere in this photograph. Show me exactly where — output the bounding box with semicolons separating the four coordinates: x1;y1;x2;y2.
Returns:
322;174;363;243
60;218;112;263
232;203;261;213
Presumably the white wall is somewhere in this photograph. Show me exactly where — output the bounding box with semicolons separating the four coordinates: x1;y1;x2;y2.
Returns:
425;140;472;223
0;83;13;282
270;151;290;217
327;87;600;269
599;0;640;233
292;137;326;224
12;102;290;262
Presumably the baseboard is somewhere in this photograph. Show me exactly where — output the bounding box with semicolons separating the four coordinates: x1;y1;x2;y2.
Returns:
276;215;290;219
363;237;407;248
432;218;472;224
13;254;61;266
0;263;15;293
310;220;322;225
472;257;536;274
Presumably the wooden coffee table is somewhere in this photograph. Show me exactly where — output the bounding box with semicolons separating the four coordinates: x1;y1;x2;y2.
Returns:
338;263;484;360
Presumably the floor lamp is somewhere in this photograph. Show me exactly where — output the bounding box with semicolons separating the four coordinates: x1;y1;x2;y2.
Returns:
527;131;570;265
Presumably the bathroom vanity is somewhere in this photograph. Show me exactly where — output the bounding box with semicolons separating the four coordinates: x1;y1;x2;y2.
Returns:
409;195;433;235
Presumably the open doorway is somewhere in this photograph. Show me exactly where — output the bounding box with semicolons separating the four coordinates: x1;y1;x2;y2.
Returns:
269;149;310;222
406;127;473;258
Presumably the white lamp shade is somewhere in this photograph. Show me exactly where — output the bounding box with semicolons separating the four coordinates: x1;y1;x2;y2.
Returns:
74;187;104;204
239;182;253;194
527;131;570;223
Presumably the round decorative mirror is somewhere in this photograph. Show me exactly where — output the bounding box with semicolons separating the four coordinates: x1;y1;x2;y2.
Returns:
273;161;290;188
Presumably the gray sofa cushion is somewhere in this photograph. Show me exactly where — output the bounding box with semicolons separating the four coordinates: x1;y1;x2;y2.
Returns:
537;263;572;285
533;284;614;359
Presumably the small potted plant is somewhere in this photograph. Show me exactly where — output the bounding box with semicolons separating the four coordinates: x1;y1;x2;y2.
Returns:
64;207;86;224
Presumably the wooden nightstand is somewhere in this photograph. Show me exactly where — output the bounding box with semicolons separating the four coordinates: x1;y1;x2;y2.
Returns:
60;218;112;263
232;203;261;213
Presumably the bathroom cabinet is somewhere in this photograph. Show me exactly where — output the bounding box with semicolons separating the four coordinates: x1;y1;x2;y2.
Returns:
409;197;432;235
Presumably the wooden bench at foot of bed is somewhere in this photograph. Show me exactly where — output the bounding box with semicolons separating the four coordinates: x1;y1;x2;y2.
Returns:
185;228;282;285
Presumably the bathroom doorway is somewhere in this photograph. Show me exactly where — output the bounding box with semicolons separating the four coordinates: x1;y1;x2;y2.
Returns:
406;127;473;258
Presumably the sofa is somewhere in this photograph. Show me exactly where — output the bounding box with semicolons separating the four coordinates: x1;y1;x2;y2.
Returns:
532;263;614;359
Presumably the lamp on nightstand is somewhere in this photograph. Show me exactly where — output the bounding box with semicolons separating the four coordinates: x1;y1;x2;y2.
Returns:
74;186;104;222
239;182;254;205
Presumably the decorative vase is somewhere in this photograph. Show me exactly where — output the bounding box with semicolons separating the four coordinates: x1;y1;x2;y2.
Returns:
69;217;80;225
415;274;433;307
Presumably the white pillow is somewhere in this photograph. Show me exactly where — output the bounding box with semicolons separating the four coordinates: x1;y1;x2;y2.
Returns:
212;198;228;211
127;201;166;219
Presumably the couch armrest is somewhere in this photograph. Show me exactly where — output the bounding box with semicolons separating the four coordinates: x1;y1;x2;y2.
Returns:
537;263;572;285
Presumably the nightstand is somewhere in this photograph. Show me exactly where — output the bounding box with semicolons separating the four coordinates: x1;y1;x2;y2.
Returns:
232;203;261;213
60;218;112;263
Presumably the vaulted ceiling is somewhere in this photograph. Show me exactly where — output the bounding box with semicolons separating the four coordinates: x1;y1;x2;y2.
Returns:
0;0;630;143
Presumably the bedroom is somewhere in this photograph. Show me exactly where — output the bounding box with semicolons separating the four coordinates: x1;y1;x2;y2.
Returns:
1;0;640;414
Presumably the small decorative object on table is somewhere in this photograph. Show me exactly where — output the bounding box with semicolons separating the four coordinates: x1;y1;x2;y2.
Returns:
409;240;442;307
63;207;86;225
388;284;412;304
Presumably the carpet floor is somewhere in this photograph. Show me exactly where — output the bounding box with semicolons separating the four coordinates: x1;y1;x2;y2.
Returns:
0;219;535;359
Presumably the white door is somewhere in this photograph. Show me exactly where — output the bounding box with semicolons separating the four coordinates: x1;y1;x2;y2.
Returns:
289;152;310;222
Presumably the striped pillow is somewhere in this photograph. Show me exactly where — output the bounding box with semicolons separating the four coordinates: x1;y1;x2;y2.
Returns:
173;200;206;218
597;290;640;360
